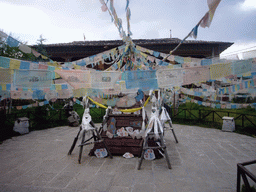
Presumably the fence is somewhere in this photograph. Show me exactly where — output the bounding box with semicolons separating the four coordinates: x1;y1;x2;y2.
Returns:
164;104;256;135
0;105;106;142
237;160;256;192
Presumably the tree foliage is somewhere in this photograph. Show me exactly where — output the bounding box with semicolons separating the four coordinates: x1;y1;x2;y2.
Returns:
0;34;50;62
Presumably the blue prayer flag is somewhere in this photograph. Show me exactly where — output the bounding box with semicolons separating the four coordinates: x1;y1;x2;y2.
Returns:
6;84;11;91
61;84;68;90
20;61;30;70
6;36;20;47
153;51;160;57
0;56;10;68
201;59;212;66
22;105;28;109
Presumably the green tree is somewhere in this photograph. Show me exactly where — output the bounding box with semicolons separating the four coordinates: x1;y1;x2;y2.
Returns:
0;33;37;61
35;34;50;60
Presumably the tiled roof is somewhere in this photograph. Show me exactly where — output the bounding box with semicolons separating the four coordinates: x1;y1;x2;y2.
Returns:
43;38;233;47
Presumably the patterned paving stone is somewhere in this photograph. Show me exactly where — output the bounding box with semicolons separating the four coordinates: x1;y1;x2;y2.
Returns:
0;123;255;192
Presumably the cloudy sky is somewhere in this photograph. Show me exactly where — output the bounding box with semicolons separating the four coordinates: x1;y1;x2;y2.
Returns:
0;0;255;56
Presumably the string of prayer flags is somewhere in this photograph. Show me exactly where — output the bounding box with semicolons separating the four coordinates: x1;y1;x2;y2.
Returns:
125;0;132;36
169;0;221;58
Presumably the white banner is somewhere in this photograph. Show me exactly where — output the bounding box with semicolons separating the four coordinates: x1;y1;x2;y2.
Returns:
156;68;184;88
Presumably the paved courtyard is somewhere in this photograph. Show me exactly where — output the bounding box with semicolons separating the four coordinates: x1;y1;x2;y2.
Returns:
0;123;255;192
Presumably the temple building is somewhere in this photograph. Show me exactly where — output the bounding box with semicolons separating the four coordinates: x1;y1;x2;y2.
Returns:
40;38;233;62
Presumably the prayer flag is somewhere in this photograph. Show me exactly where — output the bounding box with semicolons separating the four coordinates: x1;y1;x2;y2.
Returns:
101;4;108;12
55;69;91;89
39;64;48;70
200;0;221;28
0;30;8;39
41;55;48;60
0;56;10;68
183;66;210;85
232;59;252;75
32;90;45;100
14;70;54;88
45;90;58;101
189;24;199;39
32;49;41;57
20;91;33;99
0;90;10;99
20;61;30;70
10;59;21;69
210;63;232;80
0;69;12;83
157;68;184;88
19;44;31;53
6;36;20;47
123;70;158;91
57;89;73;99
11;91;22;99
91;71;121;89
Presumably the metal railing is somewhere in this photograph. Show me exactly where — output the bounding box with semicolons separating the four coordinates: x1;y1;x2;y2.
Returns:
164;104;256;134
237;160;256;192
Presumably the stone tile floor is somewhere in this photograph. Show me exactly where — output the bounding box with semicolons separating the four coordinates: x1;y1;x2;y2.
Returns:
0;124;255;192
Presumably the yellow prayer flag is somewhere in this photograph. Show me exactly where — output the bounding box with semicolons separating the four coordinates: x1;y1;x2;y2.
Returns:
55;67;61;78
146;49;150;54
243;72;251;77
184;57;192;63
74;65;81;69
10;59;21;69
102;99;107;105
1;84;6;90
168;65;174;69
55;72;60;78
41;55;48;59
140;52;148;58
55;84;62;91
48;61;59;67
124;45;129;52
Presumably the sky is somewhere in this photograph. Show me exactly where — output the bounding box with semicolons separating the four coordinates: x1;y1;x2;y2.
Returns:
0;0;256;57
